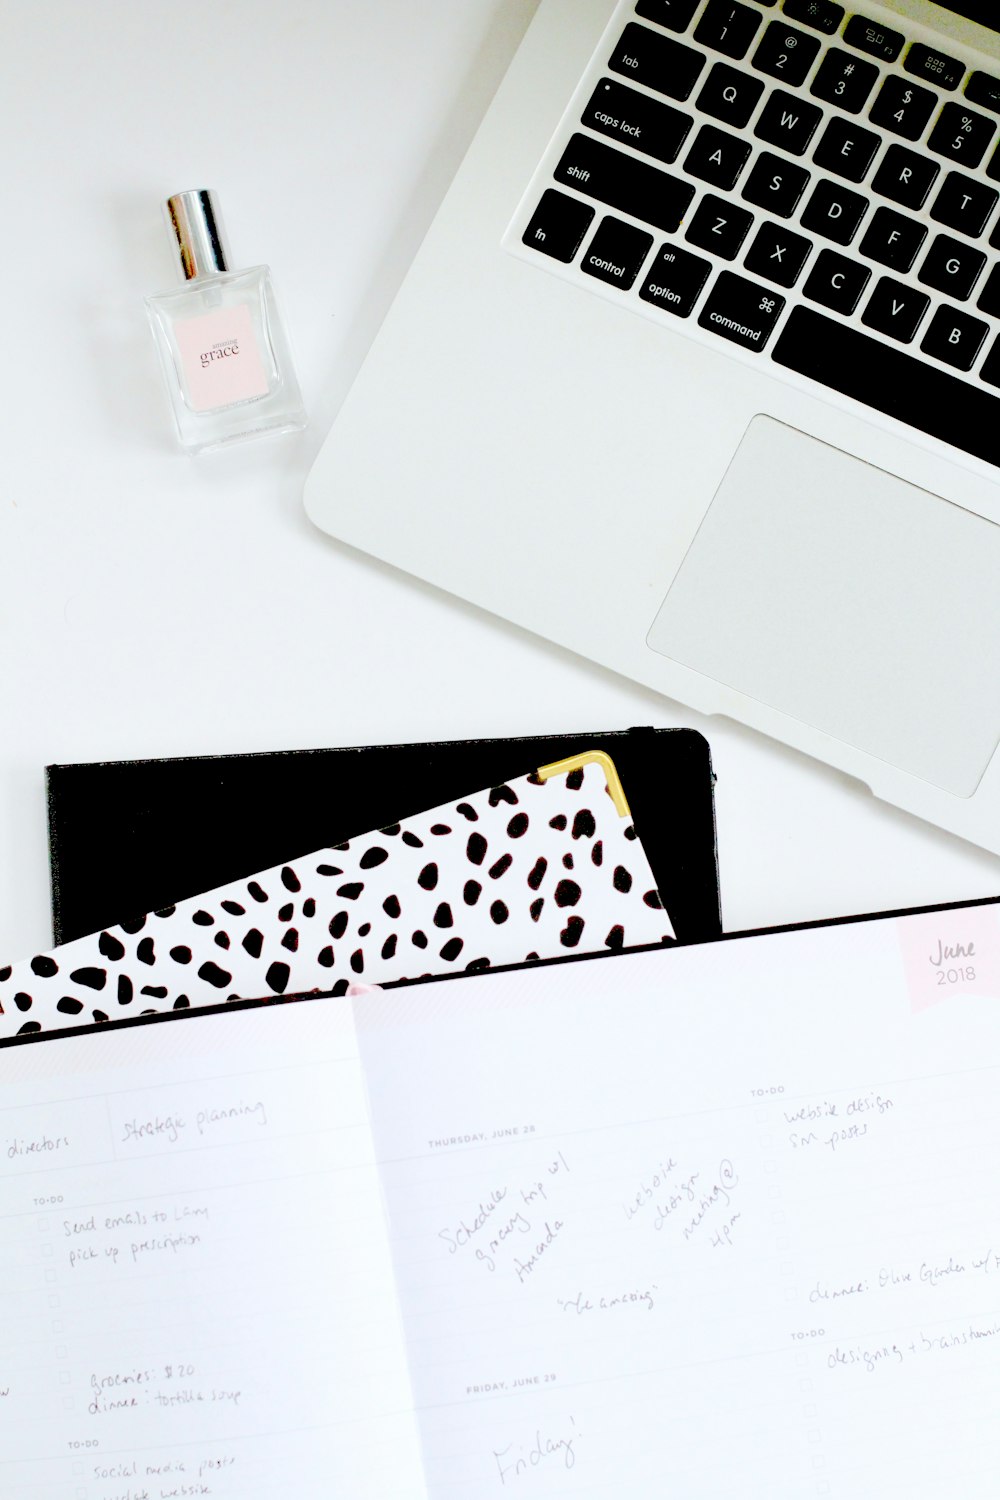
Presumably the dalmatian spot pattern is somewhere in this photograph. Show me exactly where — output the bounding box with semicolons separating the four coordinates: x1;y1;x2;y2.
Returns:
71;967;106;990
0;763;674;1039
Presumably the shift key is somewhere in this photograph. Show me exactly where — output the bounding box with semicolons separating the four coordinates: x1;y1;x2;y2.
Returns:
698;271;786;350
554;133;695;233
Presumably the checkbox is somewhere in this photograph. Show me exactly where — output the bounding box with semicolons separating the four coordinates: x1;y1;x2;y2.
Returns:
72;1461;84;1475
795;1352;807;1366
780;1263;793;1276
812;1455;826;1469
56;1346;67;1358
60;1371;71;1384
785;1288;797;1302
799;1378;813;1392
803;1403;817;1417
776;1237;790;1252
768;1185;780;1199
45;1269;57;1283
41;1243;53;1257
52;1321;63;1334
764;1160;776;1172
771;1211;786;1225
62;1394;74;1410
808;1429;821;1442
755;1108;769;1123
37;1216;50;1231
759;1134;773;1148
48;1295;60;1309
77;1488;88;1498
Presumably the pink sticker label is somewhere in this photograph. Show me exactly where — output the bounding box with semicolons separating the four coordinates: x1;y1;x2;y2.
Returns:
895;907;1000;1012
174;304;269;412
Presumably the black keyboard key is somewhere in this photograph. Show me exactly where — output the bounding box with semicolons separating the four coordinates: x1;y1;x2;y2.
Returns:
694;0;762;60
869;76;938;141
744;220;813;286
904;43;965;92
635;0;701;32
981;335;1000;387
981;331;1000;380
696;63;765;128
871;144;939;209
781;0;844;36
639;242;712;315
609;23;706;101
683;123;752;188
751;22;820;87
583;79;693;165
581;216;654;288
800;178;869;244
843;15;903;64
862;276;930;342
809;48;878;116
802;248;870;312
920;305;989;370
992;219;1000;250
931;171;998;237
741;150;811;216
554;134;696;231
754;89;823;154
928;103;996;169
977;262;1000;317
772;306;1000;467
698;269;785;349
918;234;986;300
859;206;926;271
522;190;595;261
813;116;880;182
965;71;1000;116
987;145;1000;184
685;193;755;258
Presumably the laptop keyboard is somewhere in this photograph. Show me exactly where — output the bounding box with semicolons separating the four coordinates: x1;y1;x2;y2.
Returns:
511;0;1000;469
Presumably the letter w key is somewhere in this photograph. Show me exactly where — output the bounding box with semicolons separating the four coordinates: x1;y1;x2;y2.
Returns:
755;89;823;155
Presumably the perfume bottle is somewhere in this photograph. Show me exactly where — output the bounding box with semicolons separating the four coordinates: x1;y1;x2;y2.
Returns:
145;189;306;453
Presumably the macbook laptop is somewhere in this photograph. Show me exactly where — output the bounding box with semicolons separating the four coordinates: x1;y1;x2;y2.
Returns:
305;0;1000;854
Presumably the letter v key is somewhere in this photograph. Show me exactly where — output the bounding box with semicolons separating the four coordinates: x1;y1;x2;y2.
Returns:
861;277;930;344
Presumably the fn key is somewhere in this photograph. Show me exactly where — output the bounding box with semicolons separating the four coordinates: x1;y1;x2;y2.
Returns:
522;190;595;262
698;270;785;350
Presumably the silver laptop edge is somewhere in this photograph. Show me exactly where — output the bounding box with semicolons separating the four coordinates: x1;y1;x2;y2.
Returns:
306;0;1000;854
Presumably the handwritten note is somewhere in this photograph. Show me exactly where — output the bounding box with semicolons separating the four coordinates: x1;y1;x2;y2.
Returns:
0;1001;426;1500
355;905;1000;1497
7;900;1000;1496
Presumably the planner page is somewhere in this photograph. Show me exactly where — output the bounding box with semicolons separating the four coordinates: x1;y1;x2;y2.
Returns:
1;999;425;1500
355;903;1000;1498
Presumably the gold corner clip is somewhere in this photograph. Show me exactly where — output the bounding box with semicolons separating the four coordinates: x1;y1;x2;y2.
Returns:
535;750;631;818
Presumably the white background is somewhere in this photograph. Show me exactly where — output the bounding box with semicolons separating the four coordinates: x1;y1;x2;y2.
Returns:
1;0;997;964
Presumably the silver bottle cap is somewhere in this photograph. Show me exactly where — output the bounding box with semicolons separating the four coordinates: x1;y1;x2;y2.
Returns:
164;189;232;281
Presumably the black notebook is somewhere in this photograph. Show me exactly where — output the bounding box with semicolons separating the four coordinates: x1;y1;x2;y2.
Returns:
46;728;719;946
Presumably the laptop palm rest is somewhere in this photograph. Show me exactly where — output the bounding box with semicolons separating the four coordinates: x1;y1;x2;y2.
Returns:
647;417;1000;798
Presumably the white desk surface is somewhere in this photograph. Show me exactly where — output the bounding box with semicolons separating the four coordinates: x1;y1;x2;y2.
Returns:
1;0;997;965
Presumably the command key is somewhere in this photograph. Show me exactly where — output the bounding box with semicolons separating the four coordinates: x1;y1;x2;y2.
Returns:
698;270;786;350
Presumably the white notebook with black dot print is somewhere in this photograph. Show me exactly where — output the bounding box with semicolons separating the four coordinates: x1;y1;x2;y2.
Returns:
0;753;673;1040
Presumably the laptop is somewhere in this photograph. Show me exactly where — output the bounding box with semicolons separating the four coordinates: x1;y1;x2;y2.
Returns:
305;0;1000;855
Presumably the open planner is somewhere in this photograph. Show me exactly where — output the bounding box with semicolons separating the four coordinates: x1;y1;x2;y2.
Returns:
4;896;1000;1498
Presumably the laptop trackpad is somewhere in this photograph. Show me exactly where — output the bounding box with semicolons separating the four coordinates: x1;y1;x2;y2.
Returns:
647;416;1000;797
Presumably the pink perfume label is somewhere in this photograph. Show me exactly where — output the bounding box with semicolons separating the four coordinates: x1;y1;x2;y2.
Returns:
174;304;269;412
